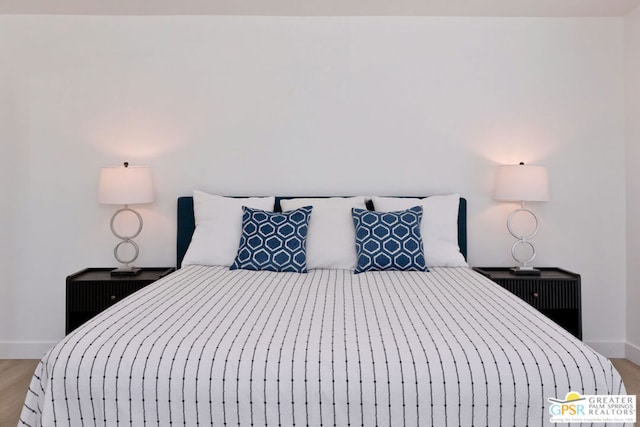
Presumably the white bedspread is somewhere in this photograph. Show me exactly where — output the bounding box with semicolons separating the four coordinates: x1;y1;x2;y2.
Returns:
20;266;626;426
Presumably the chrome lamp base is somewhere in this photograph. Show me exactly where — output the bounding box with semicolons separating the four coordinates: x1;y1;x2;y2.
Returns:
507;202;541;276
109;205;143;277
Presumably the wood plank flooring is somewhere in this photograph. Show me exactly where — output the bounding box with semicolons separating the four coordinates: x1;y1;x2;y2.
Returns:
612;358;640;397
0;359;38;427
1;358;638;426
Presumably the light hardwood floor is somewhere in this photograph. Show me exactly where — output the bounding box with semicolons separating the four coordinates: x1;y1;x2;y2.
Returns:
0;359;38;427
1;358;638;426
612;358;640;397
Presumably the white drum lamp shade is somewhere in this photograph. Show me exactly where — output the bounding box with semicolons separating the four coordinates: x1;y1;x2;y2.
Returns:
98;164;154;205
494;164;549;203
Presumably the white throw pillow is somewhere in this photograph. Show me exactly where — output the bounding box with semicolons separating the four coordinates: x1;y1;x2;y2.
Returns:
371;194;468;267
281;197;367;270
181;191;275;267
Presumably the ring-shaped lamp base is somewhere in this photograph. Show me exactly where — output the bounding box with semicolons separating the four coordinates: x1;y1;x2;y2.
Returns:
109;206;143;276
507;205;542;276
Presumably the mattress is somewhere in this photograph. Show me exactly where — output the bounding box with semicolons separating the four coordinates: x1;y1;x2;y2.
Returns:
20;266;626;426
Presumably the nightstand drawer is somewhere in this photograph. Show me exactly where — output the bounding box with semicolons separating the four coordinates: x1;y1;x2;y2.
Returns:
67;281;152;312
495;279;580;310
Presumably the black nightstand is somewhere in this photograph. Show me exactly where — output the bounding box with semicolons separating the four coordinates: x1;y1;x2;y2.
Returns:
473;267;582;340
66;267;175;334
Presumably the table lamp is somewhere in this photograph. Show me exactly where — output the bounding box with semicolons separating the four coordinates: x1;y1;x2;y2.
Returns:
494;162;549;275
98;162;154;276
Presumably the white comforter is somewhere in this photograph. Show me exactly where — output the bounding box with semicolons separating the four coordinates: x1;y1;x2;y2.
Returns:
20;266;626;426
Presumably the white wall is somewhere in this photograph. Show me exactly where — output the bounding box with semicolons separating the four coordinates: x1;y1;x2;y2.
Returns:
626;5;640;364
0;66;19;351
0;16;627;358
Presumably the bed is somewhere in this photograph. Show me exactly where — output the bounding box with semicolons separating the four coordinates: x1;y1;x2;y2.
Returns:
20;194;627;427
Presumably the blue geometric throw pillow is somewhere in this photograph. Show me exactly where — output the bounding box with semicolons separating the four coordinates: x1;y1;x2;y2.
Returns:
352;206;428;274
231;206;313;273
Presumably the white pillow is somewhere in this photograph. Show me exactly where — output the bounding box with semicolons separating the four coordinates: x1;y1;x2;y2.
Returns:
371;194;468;267
181;191;275;267
281;197;367;270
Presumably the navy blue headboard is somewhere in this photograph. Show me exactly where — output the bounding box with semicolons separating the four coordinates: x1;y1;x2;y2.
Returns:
176;196;467;268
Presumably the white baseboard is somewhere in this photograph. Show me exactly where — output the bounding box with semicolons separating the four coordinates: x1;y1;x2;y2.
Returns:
625;342;640;365
0;341;56;359
583;341;627;358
